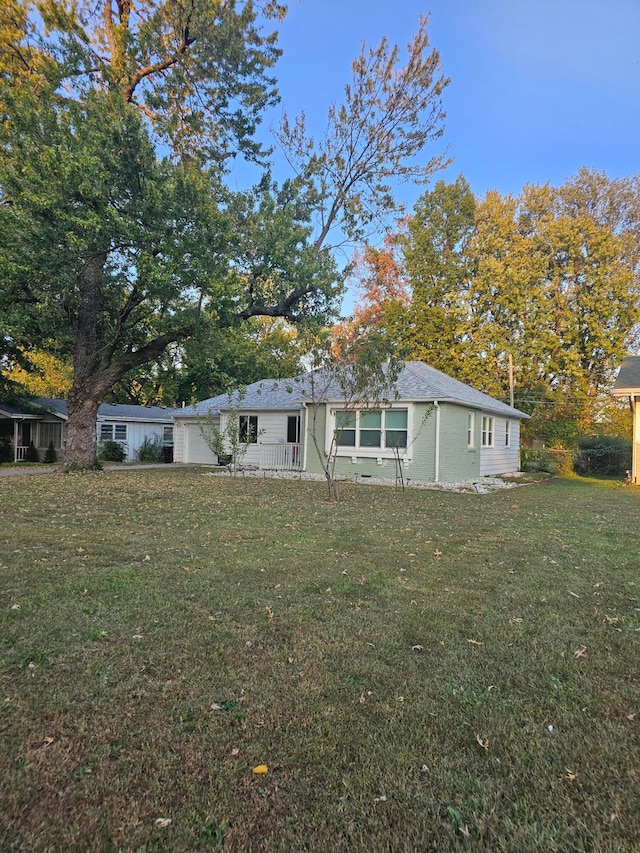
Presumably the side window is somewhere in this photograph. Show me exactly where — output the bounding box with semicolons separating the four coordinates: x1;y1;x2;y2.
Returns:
481;416;494;447
239;415;258;443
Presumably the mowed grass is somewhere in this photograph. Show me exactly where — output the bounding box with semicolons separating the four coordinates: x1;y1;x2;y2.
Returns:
0;470;638;852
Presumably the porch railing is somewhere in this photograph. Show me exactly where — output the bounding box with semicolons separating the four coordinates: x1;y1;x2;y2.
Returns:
259;443;301;470
15;446;29;462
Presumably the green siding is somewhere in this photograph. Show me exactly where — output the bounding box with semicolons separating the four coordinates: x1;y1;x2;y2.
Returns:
438;404;481;482
304;404;327;475
305;401;489;483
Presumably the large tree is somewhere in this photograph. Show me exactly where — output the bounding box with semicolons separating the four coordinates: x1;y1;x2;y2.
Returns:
0;3;450;466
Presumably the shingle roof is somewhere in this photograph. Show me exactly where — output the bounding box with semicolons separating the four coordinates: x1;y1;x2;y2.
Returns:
0;398;173;422
612;357;640;395
175;362;528;419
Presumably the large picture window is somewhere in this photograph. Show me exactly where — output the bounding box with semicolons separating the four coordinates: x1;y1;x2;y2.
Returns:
335;409;407;451
38;421;62;449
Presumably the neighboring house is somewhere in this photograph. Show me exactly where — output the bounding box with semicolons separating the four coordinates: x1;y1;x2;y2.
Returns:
0;398;174;463
173;361;529;484
612;356;640;483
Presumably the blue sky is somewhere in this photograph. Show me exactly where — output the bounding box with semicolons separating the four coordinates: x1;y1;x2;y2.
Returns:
232;0;640;310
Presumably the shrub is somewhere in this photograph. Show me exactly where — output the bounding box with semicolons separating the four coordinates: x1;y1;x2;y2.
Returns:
25;441;39;462
44;440;57;463
520;447;575;475
0;437;11;463
574;435;631;476
99;439;126;462
136;435;163;463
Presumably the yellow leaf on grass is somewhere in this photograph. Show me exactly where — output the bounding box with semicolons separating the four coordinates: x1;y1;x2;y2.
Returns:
467;639;484;646
253;764;268;774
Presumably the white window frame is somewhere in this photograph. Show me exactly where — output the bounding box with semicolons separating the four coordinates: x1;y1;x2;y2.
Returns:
38;421;62;449
163;425;174;445
505;420;511;447
100;423;127;442
239;414;259;444
327;406;411;459
481;416;494;448
467;412;475;448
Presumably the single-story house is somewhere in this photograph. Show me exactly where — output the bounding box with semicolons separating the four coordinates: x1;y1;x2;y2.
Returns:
612;356;640;483
173;361;529;484
0;398;174;463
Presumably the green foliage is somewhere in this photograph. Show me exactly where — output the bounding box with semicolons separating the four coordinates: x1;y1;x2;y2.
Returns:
390;169;640;426
136;436;163;463
44;440;57;464
574;435;632;476
99;440;126;463
24;441;39;462
520;448;575;476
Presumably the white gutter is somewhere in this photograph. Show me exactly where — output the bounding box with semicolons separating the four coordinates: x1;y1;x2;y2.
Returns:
434;401;440;483
301;402;309;472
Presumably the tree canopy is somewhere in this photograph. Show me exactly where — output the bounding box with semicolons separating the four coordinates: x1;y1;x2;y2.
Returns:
345;169;640;443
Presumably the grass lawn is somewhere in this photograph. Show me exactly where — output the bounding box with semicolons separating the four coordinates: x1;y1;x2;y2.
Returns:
1;469;638;852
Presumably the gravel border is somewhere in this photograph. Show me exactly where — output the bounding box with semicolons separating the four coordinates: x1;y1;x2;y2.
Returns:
203;467;527;494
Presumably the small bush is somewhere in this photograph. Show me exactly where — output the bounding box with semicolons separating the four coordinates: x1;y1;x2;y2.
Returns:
44;440;57;463
99;439;126;462
574;435;631;476
136;436;163;463
25;441;39;462
0;437;11;463
520;447;574;475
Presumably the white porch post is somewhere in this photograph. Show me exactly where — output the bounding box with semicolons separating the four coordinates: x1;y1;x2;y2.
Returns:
13;420;19;463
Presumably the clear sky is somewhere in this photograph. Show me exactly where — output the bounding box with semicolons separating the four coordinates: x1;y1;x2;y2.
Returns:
232;0;640;308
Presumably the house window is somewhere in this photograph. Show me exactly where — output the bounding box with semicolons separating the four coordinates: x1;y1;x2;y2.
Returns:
100;423;127;442
335;409;408;451
467;412;475;448
481;416;494;447
39;421;62;449
287;415;301;444
163;426;174;444
359;411;381;447
385;409;408;448
239;415;258;443
336;410;356;447
505;420;511;447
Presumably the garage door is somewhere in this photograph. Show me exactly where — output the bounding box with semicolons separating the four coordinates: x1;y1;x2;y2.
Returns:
184;423;218;464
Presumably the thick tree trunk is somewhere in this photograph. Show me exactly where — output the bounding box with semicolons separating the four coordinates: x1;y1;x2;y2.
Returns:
64;389;101;469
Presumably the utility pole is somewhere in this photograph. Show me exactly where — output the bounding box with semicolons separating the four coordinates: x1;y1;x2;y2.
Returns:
508;353;515;408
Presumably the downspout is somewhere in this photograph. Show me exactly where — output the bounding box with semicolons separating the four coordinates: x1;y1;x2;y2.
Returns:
434;401;440;483
301;402;308;472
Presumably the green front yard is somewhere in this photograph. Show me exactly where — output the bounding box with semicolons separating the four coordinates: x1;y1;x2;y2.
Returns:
1;470;638;851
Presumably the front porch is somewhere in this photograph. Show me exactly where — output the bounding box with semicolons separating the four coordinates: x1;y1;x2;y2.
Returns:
257;442;302;471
